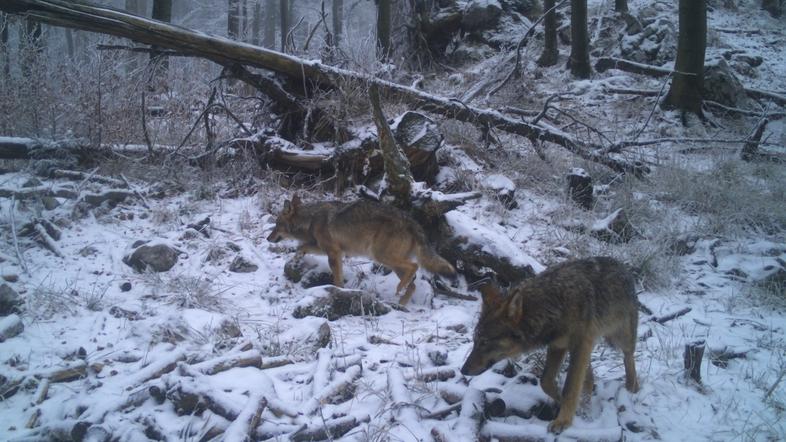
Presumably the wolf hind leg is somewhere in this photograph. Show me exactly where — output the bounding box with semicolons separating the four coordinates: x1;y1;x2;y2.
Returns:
607;317;639;393
391;261;418;305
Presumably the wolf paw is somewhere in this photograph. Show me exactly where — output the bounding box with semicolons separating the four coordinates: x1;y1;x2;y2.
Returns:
548;416;572;434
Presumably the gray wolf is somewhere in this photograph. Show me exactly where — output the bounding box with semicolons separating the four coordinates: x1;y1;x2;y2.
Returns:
267;195;455;305
460;257;639;433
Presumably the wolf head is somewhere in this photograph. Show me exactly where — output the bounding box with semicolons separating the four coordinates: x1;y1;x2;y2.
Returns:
460;282;532;376
266;195;301;243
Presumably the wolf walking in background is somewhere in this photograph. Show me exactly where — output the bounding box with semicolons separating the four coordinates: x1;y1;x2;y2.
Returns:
266;195;455;305
460;257;639;433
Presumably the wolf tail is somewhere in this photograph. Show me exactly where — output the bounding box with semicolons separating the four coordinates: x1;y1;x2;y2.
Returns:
416;244;456;276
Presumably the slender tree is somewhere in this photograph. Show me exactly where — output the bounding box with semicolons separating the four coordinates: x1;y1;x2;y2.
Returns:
661;0;706;117
332;0;343;48
21;18;43;79
150;0;172;74
538;0;558;67
251;0;261;45
279;0;288;52
228;0;241;39
376;0;391;59
615;0;628;13
568;0;590;78
263;0;276;48
1;13;9;78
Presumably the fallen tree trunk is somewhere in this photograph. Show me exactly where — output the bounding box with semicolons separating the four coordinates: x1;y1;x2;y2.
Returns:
0;0;646;176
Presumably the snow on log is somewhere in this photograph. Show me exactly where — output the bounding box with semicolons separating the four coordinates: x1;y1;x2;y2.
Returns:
437;382;467;405
0;0;647;176
452;387;485;439
82;189;136;206
36;361;87;383
482;421;623;441
303;365;361;414
290;414;371;442
0;186;78;200
388;367;430;441
52;169;127;188
0;313;24;342
32;223;63;258
222;392;267;442
0;136;85;160
312;348;333;395
188;350;263;375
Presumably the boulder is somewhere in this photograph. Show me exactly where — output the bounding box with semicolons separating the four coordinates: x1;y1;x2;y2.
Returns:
703;58;749;107
123;243;180;272
462;0;503;33
292;287;391;321
485;174;517;209
590;208;637;243
619;18;676;66
0;314;24;342
393;112;443;184
229;254;258;273
0;284;22;316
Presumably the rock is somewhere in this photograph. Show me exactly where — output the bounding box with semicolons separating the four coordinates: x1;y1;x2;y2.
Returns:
120;282;132;292
499;0;537;17
669;234;698;256
762;0;783;18
284;257;308;283
703;58;749;107
590;208;636;243
462;0;503;33
485;174;517;209
0;314;24;342
292;287;391;321
79;245;99;257
301;271;334;289
315;322;332;349
41;196;60;210
218;320;243;339
2;274;18;283
284;257;334;288
109;306;141;321
180;228;201;241
620;18;676;65
0;284;22;316
131;239;149;248
123;243;180;273
229;254;258;273
758;267;786;295
22;177;43;188
566;168;593;210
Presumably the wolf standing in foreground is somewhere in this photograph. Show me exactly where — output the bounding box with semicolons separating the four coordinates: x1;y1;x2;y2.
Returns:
460;257;639;433
266;195;456;305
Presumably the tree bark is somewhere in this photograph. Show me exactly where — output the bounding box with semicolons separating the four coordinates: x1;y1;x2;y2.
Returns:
1;12;9;79
263;0;276;48
569;0;590;78
377;0;391;60
251;0;261;45
614;0;627;13
369;83;413;209
332;0;342;48
537;0;558;67
228;0;241;39
150;0;172;75
279;0;288;52
662;0;706;117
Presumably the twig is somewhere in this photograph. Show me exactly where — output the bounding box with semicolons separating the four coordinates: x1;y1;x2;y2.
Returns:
9;196;30;275
633;72;672;140
764;370;785;400
302;1;327;51
530;93;567;125
650;307;692;324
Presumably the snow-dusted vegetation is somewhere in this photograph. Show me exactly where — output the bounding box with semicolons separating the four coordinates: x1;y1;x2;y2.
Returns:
0;0;785;441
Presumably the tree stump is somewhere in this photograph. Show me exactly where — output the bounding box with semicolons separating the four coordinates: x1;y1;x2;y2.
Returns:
684;339;705;384
566;168;593;210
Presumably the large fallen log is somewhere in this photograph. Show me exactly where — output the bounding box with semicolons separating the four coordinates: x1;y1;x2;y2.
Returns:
0;0;646;176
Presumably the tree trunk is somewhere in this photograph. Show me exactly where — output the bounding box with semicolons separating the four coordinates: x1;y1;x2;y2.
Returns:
569;0;590;78
228;0;241;39
263;0;276;48
369;83;413;209
279;0;288;52
332;0;342;48
661;0;706;117
537;0;558;67
150;0;172;75
1;12;9;79
614;0;627;13
251;1;261;45
21;18;43;79
377;0;391;60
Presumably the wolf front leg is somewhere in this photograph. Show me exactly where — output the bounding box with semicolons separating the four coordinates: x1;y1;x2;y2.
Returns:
548;339;593;434
541;345;566;402
326;250;345;288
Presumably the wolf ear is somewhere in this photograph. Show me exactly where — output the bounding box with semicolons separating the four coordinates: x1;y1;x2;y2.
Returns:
478;281;502;307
